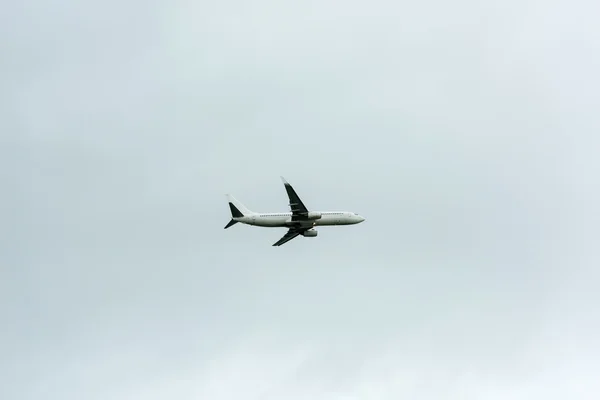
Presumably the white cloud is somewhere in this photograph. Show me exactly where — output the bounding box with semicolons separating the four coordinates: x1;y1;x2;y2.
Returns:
2;0;599;399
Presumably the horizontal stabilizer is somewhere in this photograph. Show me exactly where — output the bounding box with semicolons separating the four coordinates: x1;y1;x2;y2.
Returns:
229;202;244;218
224;219;238;229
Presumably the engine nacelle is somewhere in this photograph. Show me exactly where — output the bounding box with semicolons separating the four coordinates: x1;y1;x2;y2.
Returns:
306;212;322;220
302;229;318;237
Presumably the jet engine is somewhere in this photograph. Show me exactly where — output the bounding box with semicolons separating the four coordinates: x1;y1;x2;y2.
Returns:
302;229;318;237
306;212;322;220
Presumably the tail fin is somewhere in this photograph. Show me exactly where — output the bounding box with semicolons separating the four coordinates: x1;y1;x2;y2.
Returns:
224;194;254;229
226;194;253;215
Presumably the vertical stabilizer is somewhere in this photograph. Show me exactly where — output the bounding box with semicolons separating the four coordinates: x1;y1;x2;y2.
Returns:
225;194;254;216
224;194;255;229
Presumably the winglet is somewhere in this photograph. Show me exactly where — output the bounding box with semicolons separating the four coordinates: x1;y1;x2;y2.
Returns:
280;176;288;185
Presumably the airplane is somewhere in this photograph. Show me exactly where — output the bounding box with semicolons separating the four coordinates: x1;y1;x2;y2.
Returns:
224;176;365;246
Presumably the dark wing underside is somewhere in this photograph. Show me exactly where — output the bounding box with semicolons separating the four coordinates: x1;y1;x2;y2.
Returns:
273;177;313;246
272;228;302;246
281;176;310;221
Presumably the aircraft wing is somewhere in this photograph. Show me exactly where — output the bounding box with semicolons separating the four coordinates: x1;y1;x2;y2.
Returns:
272;228;303;246
281;176;309;221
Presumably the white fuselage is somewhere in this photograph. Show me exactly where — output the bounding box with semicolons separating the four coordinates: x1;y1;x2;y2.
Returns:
234;211;365;228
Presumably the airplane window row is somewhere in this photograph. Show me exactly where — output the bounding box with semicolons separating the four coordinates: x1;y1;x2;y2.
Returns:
258;213;345;216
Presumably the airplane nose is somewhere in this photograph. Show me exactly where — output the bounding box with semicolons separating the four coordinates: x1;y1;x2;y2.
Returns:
358;216;365;223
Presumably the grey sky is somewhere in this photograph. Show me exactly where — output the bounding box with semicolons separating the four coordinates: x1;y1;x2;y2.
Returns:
2;0;599;399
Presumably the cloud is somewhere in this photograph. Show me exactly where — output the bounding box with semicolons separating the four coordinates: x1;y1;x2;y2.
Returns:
77;326;598;400
2;0;599;399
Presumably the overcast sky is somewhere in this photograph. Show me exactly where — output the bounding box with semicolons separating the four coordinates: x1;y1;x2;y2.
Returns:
2;0;599;399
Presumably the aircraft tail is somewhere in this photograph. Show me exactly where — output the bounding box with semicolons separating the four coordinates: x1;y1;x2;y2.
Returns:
224;194;253;229
224;219;238;229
